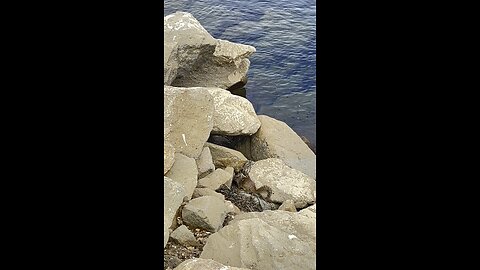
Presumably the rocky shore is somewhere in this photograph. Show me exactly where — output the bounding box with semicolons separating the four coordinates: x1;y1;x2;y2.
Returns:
164;12;316;270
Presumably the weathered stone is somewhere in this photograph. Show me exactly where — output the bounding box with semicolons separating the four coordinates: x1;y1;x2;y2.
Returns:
170;225;200;247
164;12;255;90
196;147;215;178
173;258;250;270
278;199;297;212
206;142;247;173
225;200;241;215
164;85;214;159
165;153;198;200
164;176;187;248
164;141;175;175
198;168;234;191
235;115;316;179
249;158;316;208
201;210;316;270
192;188;225;201
206;87;261;135
182;195;227;232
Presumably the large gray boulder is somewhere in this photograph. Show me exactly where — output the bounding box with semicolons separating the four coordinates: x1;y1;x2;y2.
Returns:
236;115;316;179
173;258;250;270
182;195;228;232
164;141;175;175
201;210;316;270
206;87;261;135
164;85;214;159
248;158;316;208
164;12;255;89
164;176;187;248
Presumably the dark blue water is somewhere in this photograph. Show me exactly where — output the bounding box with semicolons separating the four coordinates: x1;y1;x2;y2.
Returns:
164;0;316;149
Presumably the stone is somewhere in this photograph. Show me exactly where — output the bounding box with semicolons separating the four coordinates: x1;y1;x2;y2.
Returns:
206;142;248;173
182;195;227;232
165;153;198;200
170;225;200;247
164;176;187;248
206;87;261;136
192;188;225;201
164;141;175;175
164;85;214;159
197;168;234;190
278;199;297;212
248;158;316;208
164;12;255;90
235;115;316;179
196;147;215;178
201;210;316;270
173;258;250;270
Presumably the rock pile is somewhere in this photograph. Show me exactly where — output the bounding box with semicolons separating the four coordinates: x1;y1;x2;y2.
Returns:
164;12;316;270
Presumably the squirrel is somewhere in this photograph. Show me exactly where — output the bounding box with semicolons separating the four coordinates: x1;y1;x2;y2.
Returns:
235;160;273;203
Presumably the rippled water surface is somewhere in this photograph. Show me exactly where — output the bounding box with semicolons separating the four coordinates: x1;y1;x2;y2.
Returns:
164;0;317;149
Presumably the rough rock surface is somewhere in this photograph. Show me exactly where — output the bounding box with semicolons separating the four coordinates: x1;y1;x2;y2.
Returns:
235;115;316;179
170;225;200;247
198;168;234;191
164;141;175;175
201;210;316;270
206;142;248;173
164;176;187;248
182;196;228;232
173;258;250;270
164;85;214;159
278;199;297;212
196;147;215;178
192;188;225;201
165;153;198;200
248;158;316;208
164;12;256;89
206;87;261;135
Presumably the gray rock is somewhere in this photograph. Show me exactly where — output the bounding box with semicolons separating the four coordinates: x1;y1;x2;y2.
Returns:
192;188;225;201
164;176;187;248
165;153;198;200
206;142;247;173
182;195;227;232
173;258;250;270
170;225;200;247
249;158;316;208
164;85;214;159
278;199;297;212
206;87;261;136
196;147;215;178
201;210;316;270
164;12;255;90
198;168;234;190
236;115;316;179
164;141;175;175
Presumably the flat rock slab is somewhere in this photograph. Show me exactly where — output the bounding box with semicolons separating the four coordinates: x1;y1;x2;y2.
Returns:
165;153;198;200
201;210;316;270
249;158;316;208
182;195;227;232
164;12;255;89
173;258;250;270
198;168;234;191
164;85;214;159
